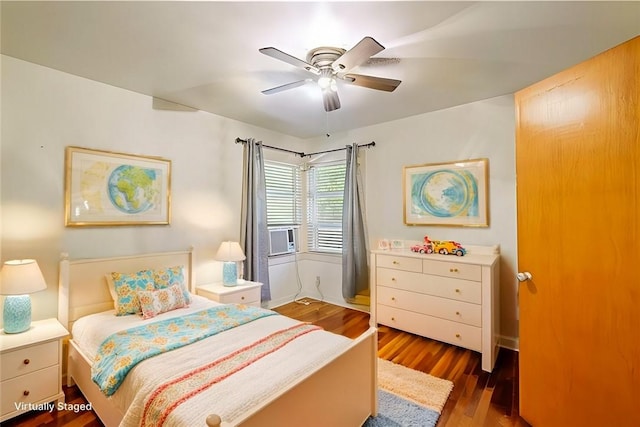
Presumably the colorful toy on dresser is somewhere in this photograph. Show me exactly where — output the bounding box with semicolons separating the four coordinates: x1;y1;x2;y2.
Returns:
410;235;466;256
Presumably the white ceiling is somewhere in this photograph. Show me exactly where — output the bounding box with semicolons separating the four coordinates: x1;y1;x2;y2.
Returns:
2;1;639;139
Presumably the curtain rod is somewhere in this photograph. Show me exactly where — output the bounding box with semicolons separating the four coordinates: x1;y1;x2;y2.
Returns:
234;138;303;156
235;137;375;158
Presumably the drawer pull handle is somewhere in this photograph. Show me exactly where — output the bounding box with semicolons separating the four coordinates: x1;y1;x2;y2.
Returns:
455;311;460;315
455;288;461;293
391;297;396;301
391;277;396;281
23;359;30;365
23;390;30;396
392;261;399;265
391;317;395;321
450;268;459;273
455;334;461;338
241;296;245;300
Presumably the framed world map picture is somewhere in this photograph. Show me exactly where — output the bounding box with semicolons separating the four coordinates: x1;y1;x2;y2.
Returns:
403;158;488;227
65;146;171;226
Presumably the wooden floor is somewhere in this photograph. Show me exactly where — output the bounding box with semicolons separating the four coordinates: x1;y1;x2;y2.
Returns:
4;301;530;427
275;301;531;427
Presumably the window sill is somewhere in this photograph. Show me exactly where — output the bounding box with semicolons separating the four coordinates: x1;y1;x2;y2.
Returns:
267;251;341;265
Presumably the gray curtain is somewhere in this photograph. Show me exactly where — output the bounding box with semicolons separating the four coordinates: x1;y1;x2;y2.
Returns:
240;138;271;302
342;143;369;300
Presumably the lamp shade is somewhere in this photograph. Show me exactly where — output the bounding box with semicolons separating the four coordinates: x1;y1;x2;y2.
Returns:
215;242;246;262
0;259;47;295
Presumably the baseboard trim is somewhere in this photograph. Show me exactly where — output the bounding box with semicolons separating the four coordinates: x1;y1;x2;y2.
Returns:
499;335;519;351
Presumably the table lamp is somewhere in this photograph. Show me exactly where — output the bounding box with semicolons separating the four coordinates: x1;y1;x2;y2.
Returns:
215;242;246;286
1;259;47;334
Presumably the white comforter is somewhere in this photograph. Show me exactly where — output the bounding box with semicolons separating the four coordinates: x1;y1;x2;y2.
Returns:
72;296;352;426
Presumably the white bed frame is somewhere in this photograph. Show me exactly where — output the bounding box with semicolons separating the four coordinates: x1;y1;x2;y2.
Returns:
57;248;378;427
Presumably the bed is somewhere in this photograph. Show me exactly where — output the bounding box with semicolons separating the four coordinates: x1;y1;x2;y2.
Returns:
57;248;378;427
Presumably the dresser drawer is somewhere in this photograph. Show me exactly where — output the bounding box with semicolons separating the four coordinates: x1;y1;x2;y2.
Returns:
1;365;59;415
376;254;422;272
377;286;481;327
377;305;482;351
422;274;482;304
378;267;481;304
376;268;424;291
0;341;59;381
423;259;481;281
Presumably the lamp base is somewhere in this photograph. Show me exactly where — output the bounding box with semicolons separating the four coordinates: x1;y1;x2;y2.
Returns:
3;295;32;334
222;262;238;287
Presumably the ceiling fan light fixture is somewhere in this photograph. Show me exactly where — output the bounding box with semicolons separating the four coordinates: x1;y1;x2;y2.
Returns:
318;75;333;89
318;67;336;90
318;76;338;92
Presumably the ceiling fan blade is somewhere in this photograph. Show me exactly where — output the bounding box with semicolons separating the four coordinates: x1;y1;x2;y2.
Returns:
261;80;309;95
343;74;401;92
332;36;385;74
259;47;320;75
322;89;341;112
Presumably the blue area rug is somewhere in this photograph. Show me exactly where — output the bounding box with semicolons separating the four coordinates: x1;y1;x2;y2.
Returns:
363;389;441;427
362;359;453;427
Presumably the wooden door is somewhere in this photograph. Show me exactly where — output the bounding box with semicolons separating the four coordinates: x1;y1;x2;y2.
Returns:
515;36;639;426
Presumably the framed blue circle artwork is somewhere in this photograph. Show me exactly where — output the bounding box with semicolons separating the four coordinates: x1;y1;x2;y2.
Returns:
404;159;488;226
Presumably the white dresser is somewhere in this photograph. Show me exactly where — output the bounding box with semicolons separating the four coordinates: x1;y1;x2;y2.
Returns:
371;248;500;372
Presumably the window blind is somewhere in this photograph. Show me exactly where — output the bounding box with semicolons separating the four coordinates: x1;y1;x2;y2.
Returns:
306;161;346;253
264;161;302;226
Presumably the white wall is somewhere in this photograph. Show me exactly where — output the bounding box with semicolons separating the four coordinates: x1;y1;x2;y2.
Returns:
0;55;303;323
303;95;519;346
1;56;519;347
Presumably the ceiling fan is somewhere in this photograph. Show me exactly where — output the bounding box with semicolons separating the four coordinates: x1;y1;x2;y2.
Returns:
259;36;401;112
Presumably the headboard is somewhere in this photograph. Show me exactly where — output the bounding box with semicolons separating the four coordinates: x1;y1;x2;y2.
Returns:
57;248;194;332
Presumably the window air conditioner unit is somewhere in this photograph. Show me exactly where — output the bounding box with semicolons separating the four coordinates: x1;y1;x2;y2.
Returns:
268;227;297;256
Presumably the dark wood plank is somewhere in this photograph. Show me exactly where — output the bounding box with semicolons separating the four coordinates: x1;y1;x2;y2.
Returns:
4;301;528;426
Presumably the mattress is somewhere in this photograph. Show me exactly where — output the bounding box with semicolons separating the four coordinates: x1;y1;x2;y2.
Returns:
70;295;352;426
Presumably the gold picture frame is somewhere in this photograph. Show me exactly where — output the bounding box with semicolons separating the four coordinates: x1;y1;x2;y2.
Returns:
64;146;171;226
403;158;488;227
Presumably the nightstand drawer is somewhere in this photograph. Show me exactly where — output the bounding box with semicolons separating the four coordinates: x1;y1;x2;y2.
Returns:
196;282;263;307
219;288;260;305
1;365;59;415
0;341;58;381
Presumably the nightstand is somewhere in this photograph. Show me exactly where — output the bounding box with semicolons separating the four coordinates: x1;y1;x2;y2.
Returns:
0;318;69;422
196;281;263;307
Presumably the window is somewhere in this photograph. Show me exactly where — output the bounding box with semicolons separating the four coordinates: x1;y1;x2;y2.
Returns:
264;159;346;254
264;161;302;226
306;161;346;253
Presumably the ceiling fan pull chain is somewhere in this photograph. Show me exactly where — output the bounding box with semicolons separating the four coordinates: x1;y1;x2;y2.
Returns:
325;112;330;138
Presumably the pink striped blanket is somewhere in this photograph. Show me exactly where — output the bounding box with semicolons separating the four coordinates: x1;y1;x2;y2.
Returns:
141;323;321;426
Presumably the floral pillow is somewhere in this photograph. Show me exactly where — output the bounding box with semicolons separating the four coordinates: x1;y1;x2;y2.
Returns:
110;270;155;316
153;265;191;304
137;284;186;320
